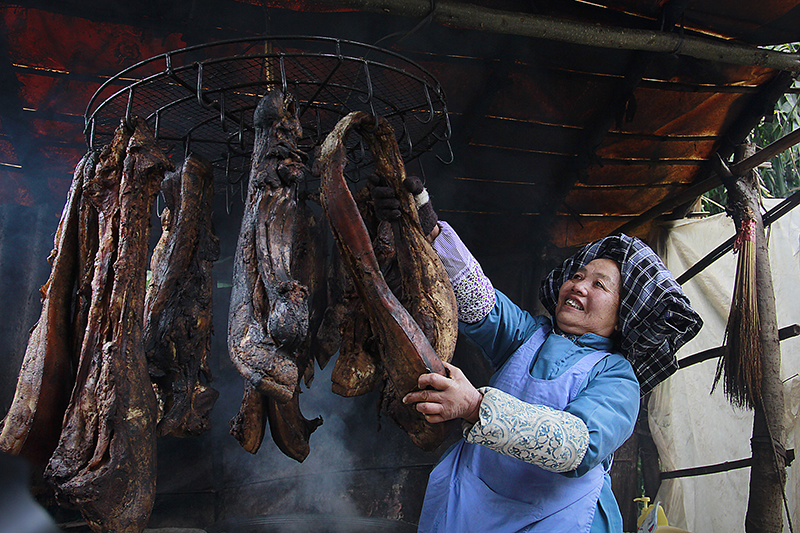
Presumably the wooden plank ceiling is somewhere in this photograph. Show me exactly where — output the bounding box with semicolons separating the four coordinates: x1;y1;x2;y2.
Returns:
1;0;799;258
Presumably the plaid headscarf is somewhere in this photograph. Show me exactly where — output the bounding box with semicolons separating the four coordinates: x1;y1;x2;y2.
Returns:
539;234;702;396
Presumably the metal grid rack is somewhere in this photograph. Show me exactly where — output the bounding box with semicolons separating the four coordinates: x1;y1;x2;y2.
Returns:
84;36;452;202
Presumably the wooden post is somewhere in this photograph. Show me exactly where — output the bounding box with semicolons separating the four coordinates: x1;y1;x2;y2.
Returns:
719;143;787;532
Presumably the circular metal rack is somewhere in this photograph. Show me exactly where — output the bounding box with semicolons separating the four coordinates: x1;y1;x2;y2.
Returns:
84;36;452;203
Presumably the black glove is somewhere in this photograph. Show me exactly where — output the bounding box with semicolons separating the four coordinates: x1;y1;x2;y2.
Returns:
369;173;401;221
369;174;439;236
404;175;439;237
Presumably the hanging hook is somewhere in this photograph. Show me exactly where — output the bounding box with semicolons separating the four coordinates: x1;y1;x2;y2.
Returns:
124;87;134;130
184;132;192;159
401;120;413;159
435;138;454;165
196;62;209;109
219;91;228;133
432;109;452;142
314;107;322;145
225;149;233;183
413;84;435;125
88;117;96;150
238;108;246;151
279;54;288;95
359;60;378;129
153;110;161;141
351;137;367;165
165;52;174;77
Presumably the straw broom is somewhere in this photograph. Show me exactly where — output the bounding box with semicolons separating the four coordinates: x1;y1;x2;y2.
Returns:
713;217;762;409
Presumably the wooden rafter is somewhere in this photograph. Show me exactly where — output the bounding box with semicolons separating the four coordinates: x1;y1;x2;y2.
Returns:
316;0;800;72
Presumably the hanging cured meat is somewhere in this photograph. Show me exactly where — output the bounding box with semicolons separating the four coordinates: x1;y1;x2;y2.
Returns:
143;154;220;437
228;90;306;403
317;111;459;451
228;89;321;461
0;151;95;464
44;117;171;533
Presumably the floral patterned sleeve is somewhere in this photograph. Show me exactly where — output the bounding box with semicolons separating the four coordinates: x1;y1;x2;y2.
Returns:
431;221;496;324
464;387;590;473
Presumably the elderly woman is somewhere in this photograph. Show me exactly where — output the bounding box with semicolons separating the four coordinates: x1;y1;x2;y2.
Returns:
372;178;703;533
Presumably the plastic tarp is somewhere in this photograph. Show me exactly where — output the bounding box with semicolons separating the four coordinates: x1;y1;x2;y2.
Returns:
648;198;800;532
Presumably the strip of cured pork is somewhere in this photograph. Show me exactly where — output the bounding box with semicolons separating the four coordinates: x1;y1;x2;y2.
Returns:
317;111;458;451
0;151;95;465
228;89;321;461
143;154;220;437
44;117;171;533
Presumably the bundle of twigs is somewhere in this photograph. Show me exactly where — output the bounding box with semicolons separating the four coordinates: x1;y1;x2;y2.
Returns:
714;217;762;408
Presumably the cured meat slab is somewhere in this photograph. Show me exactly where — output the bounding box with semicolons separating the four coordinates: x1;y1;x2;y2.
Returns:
144;154;220;437
318;111;458;451
228;89;321;462
228;90;307;404
45;117;171;533
0;151;94;464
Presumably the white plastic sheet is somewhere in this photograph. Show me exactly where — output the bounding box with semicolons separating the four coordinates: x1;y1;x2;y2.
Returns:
648;199;800;532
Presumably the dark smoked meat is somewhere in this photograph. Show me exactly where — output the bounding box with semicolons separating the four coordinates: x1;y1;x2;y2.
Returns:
318;111;459;451
44;117;171;533
331;281;381;398
229;381;268;454
143;154;220;437
0;151;95;465
228;90;321;461
228;90;307;404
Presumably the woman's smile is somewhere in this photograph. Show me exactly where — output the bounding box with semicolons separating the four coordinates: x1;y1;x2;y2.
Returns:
555;258;621;338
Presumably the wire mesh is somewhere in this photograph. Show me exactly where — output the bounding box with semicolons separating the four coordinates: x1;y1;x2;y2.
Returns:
84;36;451;198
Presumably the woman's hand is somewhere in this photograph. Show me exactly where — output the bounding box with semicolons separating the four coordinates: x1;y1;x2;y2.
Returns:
402;361;482;424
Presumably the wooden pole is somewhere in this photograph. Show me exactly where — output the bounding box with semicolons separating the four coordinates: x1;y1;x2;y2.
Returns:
615;119;800;237
316;0;800;72
718;144;787;532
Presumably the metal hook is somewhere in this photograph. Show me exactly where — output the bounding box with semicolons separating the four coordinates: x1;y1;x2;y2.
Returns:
184;132;191;159
418;159;428;185
219;92;228;133
353;137;367;165
165;52;174;76
413;84;434;125
238;109;246;151
435;138;454;165
88;117;96;150
196;62;216;110
359;60;378;126
196;62;207;108
225;149;233;183
125;87;134;130
432;109;452;142
401;120;413;159
279;54;288;95
314;107;322;145
153;110;161;141
225;183;232;215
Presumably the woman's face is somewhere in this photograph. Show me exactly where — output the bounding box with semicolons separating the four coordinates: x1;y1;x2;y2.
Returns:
555;258;621;338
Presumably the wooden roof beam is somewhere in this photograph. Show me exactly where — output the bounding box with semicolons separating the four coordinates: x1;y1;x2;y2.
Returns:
317;0;800;72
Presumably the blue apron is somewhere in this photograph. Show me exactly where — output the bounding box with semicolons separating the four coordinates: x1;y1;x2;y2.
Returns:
418;325;610;533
